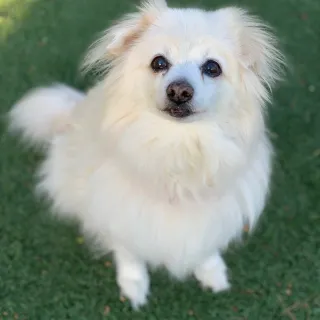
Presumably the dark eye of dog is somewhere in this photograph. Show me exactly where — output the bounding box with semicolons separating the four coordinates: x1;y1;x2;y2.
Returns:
151;56;170;72
201;60;222;78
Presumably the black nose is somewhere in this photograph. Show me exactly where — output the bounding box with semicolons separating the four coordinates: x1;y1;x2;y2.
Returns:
166;81;194;105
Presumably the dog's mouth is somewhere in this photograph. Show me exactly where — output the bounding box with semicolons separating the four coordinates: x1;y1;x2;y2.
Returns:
163;105;194;118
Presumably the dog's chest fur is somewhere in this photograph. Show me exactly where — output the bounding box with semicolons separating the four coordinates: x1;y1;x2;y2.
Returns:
40;121;269;276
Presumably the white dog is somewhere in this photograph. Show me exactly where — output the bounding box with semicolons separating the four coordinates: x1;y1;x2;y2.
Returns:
9;0;284;308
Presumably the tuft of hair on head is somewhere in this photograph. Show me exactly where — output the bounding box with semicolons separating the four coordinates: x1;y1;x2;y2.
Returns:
82;0;168;75
217;7;285;94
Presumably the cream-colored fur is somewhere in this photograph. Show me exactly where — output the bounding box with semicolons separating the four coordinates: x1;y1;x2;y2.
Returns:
9;0;284;308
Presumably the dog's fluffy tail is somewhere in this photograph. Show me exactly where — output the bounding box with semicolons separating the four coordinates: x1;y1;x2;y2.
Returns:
9;84;85;146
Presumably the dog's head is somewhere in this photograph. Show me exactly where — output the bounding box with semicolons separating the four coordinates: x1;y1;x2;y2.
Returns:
82;0;284;201
83;0;284;123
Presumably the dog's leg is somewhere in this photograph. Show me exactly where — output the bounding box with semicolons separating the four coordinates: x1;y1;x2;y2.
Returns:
194;253;230;293
114;247;149;309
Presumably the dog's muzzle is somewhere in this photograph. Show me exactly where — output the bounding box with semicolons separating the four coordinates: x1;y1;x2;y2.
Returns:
164;80;194;118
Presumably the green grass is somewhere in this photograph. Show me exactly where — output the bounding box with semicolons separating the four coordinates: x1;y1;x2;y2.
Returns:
0;0;319;319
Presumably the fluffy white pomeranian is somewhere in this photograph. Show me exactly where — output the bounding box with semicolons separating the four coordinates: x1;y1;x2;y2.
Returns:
9;0;284;308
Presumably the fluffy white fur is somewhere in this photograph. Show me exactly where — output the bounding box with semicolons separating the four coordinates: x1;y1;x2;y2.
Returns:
9;0;284;309
9;85;85;145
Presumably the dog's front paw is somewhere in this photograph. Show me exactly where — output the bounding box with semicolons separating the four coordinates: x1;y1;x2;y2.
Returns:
115;248;149;309
194;254;231;293
119;275;149;309
196;269;231;293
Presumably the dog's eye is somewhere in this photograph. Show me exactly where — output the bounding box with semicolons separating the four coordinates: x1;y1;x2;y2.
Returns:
201;60;222;78
151;56;170;72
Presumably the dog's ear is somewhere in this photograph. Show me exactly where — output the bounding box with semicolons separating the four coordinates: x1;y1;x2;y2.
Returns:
83;0;167;73
218;8;285;88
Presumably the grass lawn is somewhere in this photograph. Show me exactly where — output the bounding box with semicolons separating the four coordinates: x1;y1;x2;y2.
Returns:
0;0;319;319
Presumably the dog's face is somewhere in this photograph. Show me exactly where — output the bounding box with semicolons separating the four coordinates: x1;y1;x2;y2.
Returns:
137;13;236;120
84;0;283;124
